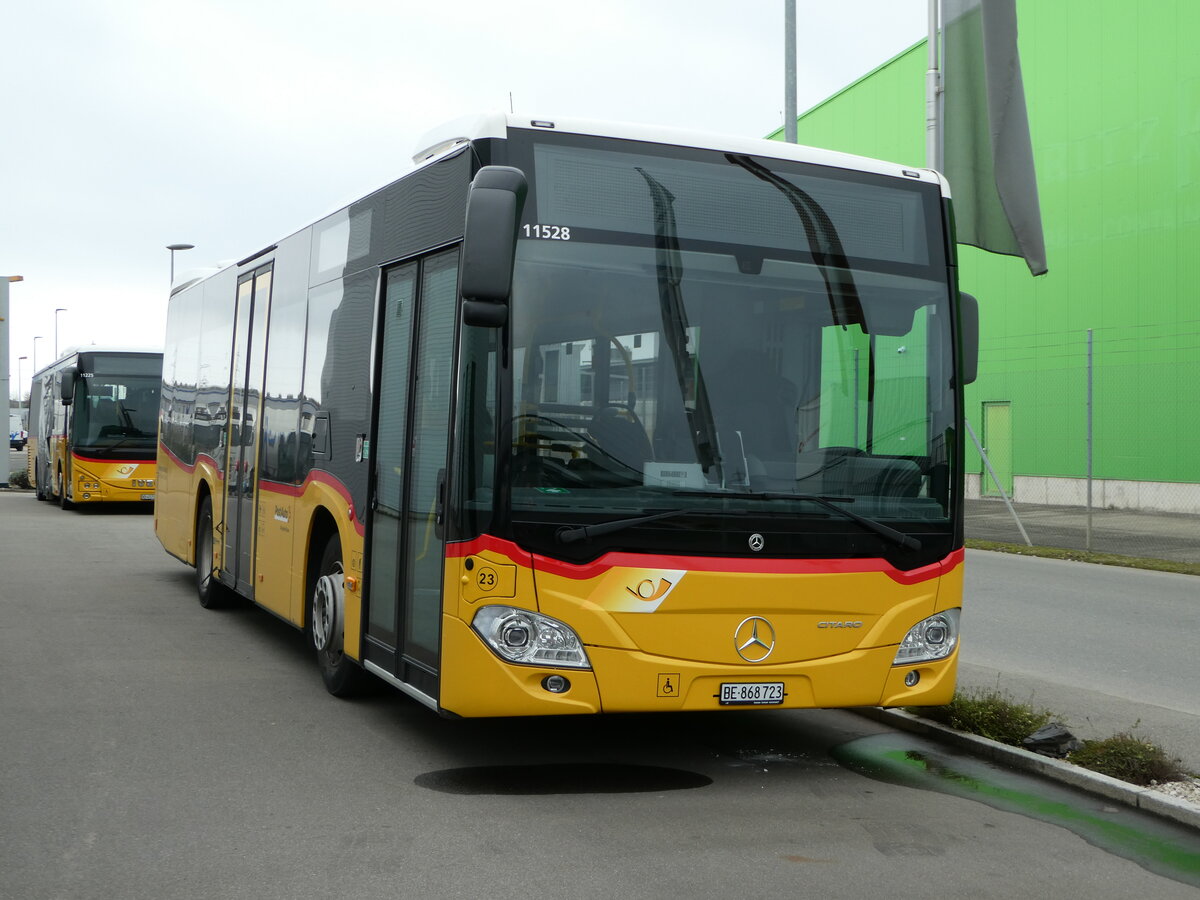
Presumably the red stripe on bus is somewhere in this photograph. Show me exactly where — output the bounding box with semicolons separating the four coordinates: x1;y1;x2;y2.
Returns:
448;535;962;585
257;471;365;536
158;441;364;535
448;534;536;566
157;442;220;477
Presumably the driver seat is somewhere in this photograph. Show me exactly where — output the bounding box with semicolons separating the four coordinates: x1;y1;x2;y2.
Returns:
584;407;653;481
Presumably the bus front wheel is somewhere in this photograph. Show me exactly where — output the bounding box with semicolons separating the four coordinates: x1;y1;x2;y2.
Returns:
195;496;230;608
57;468;73;509
309;536;364;697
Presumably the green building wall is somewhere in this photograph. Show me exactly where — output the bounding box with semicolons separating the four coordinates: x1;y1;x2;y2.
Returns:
774;0;1200;512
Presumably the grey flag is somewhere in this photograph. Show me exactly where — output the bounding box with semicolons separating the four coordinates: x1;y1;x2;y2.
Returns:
942;0;1047;275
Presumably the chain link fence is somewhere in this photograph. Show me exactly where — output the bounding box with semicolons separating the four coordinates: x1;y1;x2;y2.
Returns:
964;321;1200;565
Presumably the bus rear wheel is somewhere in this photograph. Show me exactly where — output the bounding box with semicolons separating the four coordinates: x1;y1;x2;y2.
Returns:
195;495;229;608
309;536;364;697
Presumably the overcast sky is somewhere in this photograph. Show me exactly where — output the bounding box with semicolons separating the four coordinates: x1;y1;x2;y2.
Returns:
3;0;927;395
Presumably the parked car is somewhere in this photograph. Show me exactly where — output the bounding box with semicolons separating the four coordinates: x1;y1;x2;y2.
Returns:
9;414;27;450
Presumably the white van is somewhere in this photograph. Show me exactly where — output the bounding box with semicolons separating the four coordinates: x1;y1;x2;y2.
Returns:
8;412;26;450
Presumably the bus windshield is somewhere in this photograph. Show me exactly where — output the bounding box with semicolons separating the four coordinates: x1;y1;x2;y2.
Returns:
499;134;957;563
73;373;161;455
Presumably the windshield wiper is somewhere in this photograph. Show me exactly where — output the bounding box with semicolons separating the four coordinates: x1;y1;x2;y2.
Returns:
89;434;153;454
555;508;723;545
673;489;921;551
725;154;866;331
635;167;723;481
554;492;918;551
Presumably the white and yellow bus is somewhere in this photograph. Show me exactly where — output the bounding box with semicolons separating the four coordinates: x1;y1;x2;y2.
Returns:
155;114;977;715
29;348;162;507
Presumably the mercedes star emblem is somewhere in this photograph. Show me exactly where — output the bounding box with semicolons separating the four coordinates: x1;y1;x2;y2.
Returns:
734;616;776;662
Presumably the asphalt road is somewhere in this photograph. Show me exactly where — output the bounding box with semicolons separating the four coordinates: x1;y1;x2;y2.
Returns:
1;491;1197;899
958;549;1200;772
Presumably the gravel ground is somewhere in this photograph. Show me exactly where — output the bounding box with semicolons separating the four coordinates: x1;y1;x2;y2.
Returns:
1151;777;1200;806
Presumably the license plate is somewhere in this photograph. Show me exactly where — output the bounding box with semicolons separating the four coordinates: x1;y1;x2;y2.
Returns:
140;494;154;501
719;682;785;706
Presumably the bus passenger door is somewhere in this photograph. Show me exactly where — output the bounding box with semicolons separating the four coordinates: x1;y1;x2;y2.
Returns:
223;266;273;596
364;249;460;704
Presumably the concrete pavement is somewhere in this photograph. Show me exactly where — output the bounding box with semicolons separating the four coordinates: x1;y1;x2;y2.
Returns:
966;497;1200;564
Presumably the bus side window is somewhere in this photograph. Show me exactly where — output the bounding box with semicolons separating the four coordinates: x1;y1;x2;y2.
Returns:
312;412;330;458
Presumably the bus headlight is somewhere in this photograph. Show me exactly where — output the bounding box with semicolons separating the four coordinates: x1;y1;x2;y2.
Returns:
472;606;591;669
893;609;960;665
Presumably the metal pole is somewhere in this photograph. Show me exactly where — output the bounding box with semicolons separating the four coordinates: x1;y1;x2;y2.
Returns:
925;0;941;169
1;278;9;487
1086;328;1094;551
966;418;1032;546
784;0;797;143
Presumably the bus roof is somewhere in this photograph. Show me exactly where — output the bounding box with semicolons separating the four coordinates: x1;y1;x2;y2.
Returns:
413;112;950;197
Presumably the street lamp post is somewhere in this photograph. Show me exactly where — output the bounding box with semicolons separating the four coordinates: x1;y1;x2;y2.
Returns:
32;336;44;373
2;277;25;489
166;243;195;285
55;308;67;360
18;356;27;402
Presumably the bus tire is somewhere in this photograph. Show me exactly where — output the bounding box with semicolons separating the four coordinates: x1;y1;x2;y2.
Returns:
195;495;230;609
309;535;364;697
35;464;47;501
57;468;73;509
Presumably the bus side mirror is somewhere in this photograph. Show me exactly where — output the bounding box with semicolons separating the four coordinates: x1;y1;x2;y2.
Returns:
60;367;77;406
461;166;528;328
960;292;979;386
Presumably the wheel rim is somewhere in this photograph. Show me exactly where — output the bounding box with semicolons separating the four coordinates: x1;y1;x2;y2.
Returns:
312;562;344;654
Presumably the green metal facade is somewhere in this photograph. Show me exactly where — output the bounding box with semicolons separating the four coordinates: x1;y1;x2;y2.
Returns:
776;0;1200;493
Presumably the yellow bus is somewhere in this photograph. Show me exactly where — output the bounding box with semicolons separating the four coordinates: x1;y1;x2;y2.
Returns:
29;349;162;507
156;114;977;715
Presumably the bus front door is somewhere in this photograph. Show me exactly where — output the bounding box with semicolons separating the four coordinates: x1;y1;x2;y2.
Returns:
223;266;273;596
364;249;460;705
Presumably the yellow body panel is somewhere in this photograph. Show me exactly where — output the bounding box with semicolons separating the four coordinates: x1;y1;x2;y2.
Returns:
153;444;191;560
536;565;939;663
288;477;364;651
155;447;365;657
587;644;957;711
67;453;157;504
439;616;602;716
440;540;962;716
254;489;296;620
153;447;220;567
25;438;38;487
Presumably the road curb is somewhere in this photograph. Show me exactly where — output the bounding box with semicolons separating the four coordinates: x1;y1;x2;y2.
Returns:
857;707;1200;831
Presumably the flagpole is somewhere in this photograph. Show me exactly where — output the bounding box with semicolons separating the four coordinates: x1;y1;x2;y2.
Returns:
926;0;941;170
784;0;797;143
